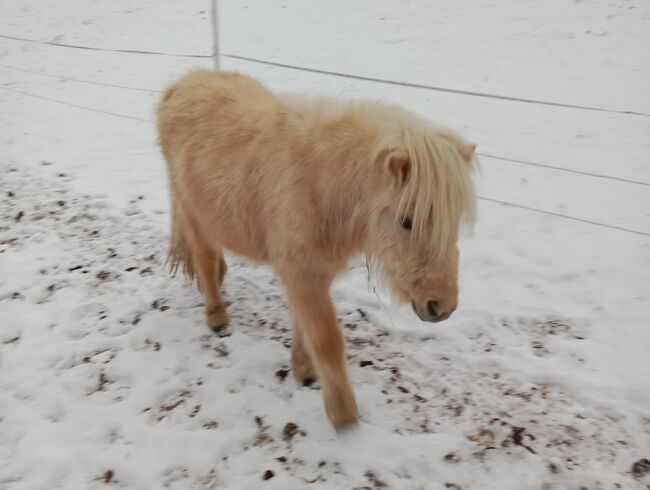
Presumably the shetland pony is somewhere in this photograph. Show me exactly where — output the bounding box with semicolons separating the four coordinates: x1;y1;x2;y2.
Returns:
158;70;476;429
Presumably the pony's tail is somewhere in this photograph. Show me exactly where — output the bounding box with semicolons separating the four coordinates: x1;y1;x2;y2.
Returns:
168;192;195;281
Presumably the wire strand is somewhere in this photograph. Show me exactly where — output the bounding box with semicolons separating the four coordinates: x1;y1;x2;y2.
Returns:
0;33;211;59
0;85;154;123
477;152;650;187
219;53;650;118
478;197;650;237
0;63;161;94
2;33;648;117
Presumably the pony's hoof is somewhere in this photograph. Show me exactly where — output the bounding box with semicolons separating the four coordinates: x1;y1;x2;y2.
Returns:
206;305;230;335
334;419;360;434
210;324;232;337
293;370;318;386
326;391;359;431
292;360;317;384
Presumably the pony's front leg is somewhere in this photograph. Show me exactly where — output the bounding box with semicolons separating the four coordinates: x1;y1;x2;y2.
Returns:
291;321;317;385
281;269;359;429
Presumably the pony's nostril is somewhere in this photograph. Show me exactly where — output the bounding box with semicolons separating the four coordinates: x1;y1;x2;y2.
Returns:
426;300;438;318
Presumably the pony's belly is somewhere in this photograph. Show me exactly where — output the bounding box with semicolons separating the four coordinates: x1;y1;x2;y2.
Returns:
184;179;271;263
219;233;270;264
203;215;271;264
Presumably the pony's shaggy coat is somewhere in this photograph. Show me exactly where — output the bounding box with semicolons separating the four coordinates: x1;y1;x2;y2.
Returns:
158;70;476;428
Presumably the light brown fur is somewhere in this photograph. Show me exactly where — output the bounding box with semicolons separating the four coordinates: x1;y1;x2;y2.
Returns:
158;70;476;429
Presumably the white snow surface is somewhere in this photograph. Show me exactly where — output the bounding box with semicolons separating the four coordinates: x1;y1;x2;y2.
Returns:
1;1;649;489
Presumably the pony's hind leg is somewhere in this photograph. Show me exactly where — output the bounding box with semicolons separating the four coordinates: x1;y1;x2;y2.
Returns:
218;254;227;284
281;268;359;430
182;215;230;336
204;249;229;335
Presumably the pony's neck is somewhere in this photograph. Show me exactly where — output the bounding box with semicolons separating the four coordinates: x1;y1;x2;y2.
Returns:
281;95;388;259
315;120;376;259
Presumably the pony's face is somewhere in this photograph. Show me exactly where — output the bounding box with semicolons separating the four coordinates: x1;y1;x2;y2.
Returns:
368;205;460;323
368;139;475;323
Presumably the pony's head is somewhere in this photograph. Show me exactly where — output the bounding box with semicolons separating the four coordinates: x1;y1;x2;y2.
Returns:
367;126;476;323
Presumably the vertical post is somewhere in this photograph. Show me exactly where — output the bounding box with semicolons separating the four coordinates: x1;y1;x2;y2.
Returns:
211;0;220;70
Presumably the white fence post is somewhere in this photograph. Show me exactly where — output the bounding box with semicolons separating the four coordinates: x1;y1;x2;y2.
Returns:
211;0;220;70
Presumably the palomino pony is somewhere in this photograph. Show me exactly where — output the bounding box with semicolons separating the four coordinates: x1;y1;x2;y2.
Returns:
158;70;476;429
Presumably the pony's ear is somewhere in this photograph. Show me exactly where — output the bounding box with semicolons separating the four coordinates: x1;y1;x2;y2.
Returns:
458;142;477;163
439;131;476;164
378;149;410;186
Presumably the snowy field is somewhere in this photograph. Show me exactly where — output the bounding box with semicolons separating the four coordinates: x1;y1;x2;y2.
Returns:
1;1;649;489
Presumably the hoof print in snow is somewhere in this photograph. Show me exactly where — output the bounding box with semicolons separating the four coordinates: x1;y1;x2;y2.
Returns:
275;368;289;381
94;372;112;393
102;470;114;484
547;462;560;474
443;452;460;464
159;391;191;415
144;338;161;351
262;469;275;480
282;422;305;441
356;308;369;321
632;458;650;479
364;470;387;489
151;299;170;311
96;270;113;281
211;342;229;357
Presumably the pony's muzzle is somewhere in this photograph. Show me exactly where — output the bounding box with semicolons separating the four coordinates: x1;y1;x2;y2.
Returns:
412;300;454;323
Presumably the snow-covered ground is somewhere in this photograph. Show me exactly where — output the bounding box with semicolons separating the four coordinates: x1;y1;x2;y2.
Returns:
1;1;649;489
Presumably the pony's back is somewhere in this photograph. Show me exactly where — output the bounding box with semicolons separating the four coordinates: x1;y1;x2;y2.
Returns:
158;70;274;161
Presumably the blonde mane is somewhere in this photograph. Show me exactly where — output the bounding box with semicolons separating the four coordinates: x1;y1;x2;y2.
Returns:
399;129;476;258
367;106;477;261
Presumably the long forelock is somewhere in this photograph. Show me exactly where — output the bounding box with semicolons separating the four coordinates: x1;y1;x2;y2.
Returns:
395;129;476;261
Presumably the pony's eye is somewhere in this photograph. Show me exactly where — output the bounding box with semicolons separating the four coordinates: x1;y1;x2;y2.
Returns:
401;217;412;230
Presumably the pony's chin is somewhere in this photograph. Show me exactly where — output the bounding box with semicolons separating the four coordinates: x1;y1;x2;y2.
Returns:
411;301;427;322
